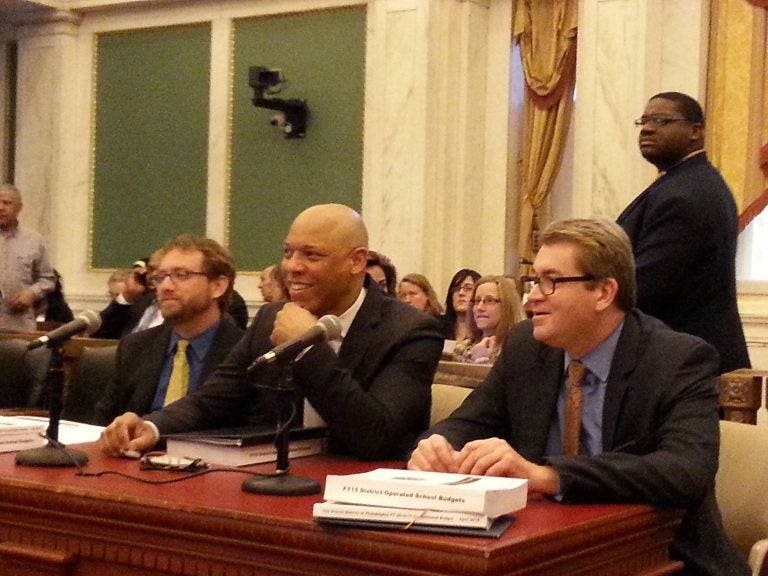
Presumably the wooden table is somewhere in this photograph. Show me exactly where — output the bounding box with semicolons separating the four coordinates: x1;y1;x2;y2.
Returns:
0;444;684;576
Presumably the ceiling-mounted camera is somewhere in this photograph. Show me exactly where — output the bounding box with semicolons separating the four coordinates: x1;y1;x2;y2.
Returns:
249;66;285;94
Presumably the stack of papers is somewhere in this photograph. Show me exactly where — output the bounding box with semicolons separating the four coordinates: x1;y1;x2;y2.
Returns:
314;468;527;537
164;426;327;467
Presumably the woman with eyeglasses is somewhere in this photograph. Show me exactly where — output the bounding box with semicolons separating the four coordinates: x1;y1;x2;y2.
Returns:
439;268;481;343
452;275;525;364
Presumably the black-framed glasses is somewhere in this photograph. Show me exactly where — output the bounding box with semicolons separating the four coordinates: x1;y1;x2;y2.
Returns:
633;116;690;127
151;270;208;285
470;296;501;306
521;275;596;296
450;283;475;294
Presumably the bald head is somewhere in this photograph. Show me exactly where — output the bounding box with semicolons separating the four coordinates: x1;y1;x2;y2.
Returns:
282;204;370;316
292;204;368;252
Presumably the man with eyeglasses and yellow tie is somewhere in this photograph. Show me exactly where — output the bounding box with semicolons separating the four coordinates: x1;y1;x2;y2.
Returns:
617;91;749;374
409;218;749;576
93;234;244;425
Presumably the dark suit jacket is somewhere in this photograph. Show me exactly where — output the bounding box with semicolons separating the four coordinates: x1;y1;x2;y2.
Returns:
227;289;249;330
424;311;748;576
93;317;244;425
92;291;156;339
617;153;750;373
147;285;445;460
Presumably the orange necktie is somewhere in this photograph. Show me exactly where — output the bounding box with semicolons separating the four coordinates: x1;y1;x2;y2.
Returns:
563;360;587;455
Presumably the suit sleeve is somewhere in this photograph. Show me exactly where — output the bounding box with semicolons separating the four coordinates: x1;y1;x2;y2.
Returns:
145;323;260;434
292;315;444;460
93;340;132;426
147;302;443;461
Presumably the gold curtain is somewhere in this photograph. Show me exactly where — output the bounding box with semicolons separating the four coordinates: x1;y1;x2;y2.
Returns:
707;0;768;231
513;0;577;262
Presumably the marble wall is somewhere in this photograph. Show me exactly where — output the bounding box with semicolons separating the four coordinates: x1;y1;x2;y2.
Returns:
2;0;515;314
2;0;767;371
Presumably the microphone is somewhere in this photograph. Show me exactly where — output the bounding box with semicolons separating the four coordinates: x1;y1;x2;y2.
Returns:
248;314;343;371
27;310;102;350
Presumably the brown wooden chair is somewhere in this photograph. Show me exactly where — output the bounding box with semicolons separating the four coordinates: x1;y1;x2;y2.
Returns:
718;369;766;425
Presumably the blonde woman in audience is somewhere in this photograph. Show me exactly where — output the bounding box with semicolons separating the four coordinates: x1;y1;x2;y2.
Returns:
453;275;525;364
398;273;443;317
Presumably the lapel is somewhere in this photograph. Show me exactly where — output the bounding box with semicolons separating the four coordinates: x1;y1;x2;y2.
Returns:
601;312;642;449
517;344;564;459
336;288;381;376
200;319;237;380
130;325;173;407
616;176;662;224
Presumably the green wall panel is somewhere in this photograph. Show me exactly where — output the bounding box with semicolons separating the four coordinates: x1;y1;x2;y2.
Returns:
230;7;366;270
91;24;211;268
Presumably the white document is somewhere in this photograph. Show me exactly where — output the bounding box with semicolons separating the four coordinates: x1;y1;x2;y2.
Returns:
8;416;104;446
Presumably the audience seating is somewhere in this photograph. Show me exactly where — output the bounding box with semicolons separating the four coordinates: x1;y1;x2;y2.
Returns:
430;361;489;425
716;420;768;576
61;343;117;424
0;332;117;421
0;338;51;408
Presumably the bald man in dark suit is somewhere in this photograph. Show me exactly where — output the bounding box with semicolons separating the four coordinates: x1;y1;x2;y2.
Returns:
98;204;444;461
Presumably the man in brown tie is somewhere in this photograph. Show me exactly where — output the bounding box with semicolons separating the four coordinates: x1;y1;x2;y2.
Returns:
408;218;749;576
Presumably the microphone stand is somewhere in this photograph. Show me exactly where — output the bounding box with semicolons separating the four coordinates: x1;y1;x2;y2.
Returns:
242;363;320;496
15;342;88;467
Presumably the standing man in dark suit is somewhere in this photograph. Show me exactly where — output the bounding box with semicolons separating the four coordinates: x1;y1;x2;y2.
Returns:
98;204;444;460
617;91;749;373
93;235;244;425
409;219;749;576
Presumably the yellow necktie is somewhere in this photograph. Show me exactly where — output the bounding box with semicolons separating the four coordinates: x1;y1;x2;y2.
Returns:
164;339;189;406
563;360;587;455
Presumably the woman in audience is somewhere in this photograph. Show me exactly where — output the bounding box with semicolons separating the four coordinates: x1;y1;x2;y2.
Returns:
107;268;131;300
453;275;525;364
259;264;289;303
397;273;443;317
366;250;397;296
440;268;481;342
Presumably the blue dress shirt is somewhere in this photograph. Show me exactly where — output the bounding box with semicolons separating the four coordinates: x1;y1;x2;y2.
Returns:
545;321;624;456
151;320;221;411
